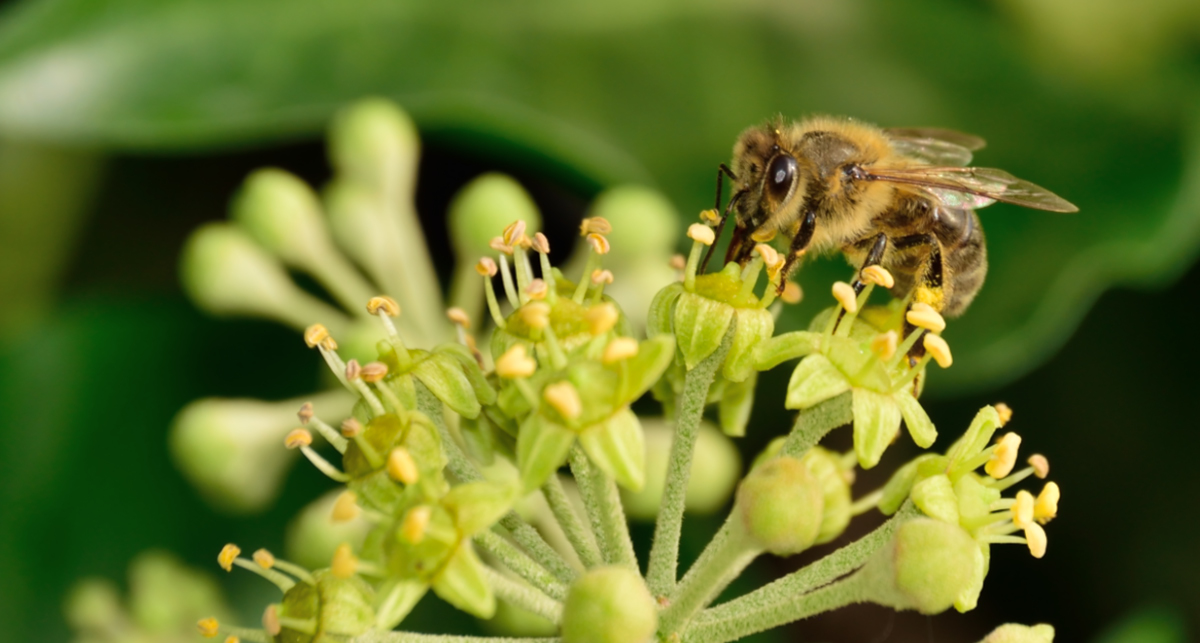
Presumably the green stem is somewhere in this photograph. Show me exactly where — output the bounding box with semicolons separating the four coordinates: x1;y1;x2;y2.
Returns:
542;476;604;569
779;391;853;458
474;529;568;601
689;502;917;640
416;384;577;584
482;566;564;625
645;324;736;597
568;446;638;569
353;634;559;643
658;518;760;636
682;568;870;643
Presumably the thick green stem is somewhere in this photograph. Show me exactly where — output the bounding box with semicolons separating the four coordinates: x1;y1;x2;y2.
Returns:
645;324;736;597
542;476;604;569
689;502;918;640
682;568;870;643
354;632;559;642
658;518;760;636
780;391;853;458
483;566;564;625
417;384;577;584
568;446;638;569
474;529;568;601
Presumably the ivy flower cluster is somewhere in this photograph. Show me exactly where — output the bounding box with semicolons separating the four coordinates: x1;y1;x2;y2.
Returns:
68;100;1064;643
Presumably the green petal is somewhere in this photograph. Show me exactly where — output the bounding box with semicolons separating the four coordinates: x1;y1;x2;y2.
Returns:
754;331;823;371
442;480;520;536
718;371;756;438
895;389;937;448
954;543;988;614
435;343;497;406
851;388;901;469
431;542;495;619
646;282;684;339
911;474;959;524
412;352;481;419
785;354;851;410
878;453;940;515
674;291;735;370
613;335;676;405
516;415;575;493
578;408;646;491
722;307;774;383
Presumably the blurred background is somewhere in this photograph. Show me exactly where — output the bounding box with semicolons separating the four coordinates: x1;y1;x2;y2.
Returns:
0;0;1197;641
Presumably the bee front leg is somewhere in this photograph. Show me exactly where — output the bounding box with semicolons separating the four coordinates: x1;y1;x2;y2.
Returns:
851;233;888;295
701;164;739;273
775;209;817;294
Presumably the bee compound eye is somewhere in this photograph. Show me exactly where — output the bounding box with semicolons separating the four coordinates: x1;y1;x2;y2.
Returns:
766;155;798;201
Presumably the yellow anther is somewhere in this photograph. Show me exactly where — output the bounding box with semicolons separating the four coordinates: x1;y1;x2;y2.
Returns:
687;224;716;246
906;302;947;333
496;344;537;379
253;549;276;569
518;301;551;329
218;544;241;572
361;361;388;383
446;307;471;329
861;265;895;289
994;402;1013;426
401;505;432;543
531;232;551;254
503;220;527;246
344;359;363;381
699;208;720;224
670;254;687;271
387;447;420;485
340;418;362;438
262;605;281;637
591;269;614;285
750;227;777;243
870;331;898;361
922;334;953;368
331;543;358;579
1024;522;1047;559
1012;489;1035;529
543;381;582;420
304;324;331;349
584;303;619;336
781;282;803;304
225;636;240;643
331;490;361;523
526;279;549;300
602;337;640;364
366;295;400;317
297;402;314;425
831;281;857;313
198;617;220;638
986;432;1021;478
489;237;514;255
587;233;611;255
1035;482;1059;524
285;428;313;449
1027;454;1050;479
580;217;613;236
476;257;499;277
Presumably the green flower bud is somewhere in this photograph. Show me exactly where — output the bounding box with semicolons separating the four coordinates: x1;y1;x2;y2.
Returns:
561;567;657;643
129;552;231;633
980;624;1055;643
674;290;736;369
587;186;678;259
577;408;646;491
431;542;496;619
448;173;541;261
858;518;983;614
485;599;558;637
801;447;854;545
278;570;376;641
232;168;328;268
735;456;824;556
285;490;371;570
329;99;419;198
64;579;122;633
622;419;741;521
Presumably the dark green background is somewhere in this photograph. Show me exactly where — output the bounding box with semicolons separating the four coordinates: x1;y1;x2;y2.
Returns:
0;0;1196;641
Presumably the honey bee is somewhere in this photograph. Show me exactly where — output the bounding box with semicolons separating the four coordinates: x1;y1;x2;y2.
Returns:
706;116;1077;318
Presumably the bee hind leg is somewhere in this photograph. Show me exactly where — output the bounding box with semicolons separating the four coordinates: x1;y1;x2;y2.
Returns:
902;235;950;367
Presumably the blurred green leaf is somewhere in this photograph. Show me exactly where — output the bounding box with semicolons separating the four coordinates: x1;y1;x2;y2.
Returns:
1092;605;1187;643
0;0;1195;392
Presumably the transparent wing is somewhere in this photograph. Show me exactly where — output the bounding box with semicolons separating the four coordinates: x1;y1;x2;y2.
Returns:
866;166;1079;212
884;127;987;167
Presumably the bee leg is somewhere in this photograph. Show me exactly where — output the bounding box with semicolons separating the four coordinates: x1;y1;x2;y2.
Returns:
851;233;889;295
774;209;818;294
701;164;739;273
904;236;949;366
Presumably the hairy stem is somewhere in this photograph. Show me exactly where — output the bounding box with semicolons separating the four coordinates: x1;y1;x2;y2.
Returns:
417;384;577;584
646;324;736;597
354;632;560;643
568;446;638;569
682;568;869;643
483;565;564;625
689;502;918;639
542;475;604;569
474;529;568;601
658;518;760;636
780;391;853;458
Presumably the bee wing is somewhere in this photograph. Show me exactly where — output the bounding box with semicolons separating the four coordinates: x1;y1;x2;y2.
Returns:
884;128;987;167
866;166;1079;212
